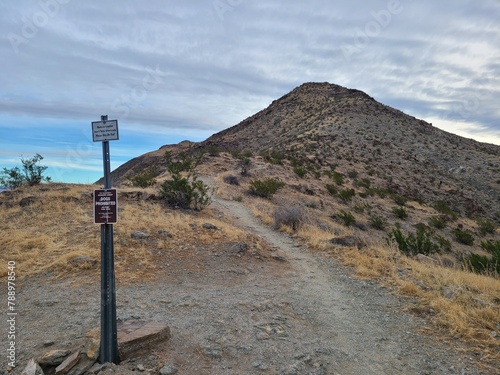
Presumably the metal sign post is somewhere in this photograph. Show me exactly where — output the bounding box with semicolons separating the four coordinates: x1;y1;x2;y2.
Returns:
92;115;119;364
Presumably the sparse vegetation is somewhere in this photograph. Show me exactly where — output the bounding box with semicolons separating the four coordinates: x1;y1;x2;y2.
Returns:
369;214;387;230
127;165;159;188
476;217;496;236
274;206;306;231
293;166;307;178
223;175;240;186
334;210;356;226
433;200;457;220
389;224;440;256
428;216;447;230
338;188;355;203
392;206;408;220
452;228;475;246
325;184;337;196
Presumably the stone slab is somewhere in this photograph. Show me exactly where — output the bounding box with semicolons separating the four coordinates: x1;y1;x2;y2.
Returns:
117;320;171;360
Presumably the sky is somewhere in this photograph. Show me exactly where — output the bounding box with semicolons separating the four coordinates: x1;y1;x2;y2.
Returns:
0;1;499;184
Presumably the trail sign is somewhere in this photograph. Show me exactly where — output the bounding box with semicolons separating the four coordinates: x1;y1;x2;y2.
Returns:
92;119;119;142
94;189;118;224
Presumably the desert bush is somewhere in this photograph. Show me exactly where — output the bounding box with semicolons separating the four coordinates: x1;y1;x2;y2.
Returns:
389;224;440;256
249;178;285;198
237;156;252;176
433;200;457;220
223;175;240;186
476;217;496;236
331;172;344;186
204;145;221;156
325;184;337;196
347;170;358;179
0;153;51;188
354;178;371;189
338;188;355;203
274;206;307;231
392;194;408;206
127;165;159;188
428;216;447;230
159;151;211;210
466;241;500;274
293;167;307;178
260;150;285;165
334;210;356;226
392;206;408;220
369;215;387;230
452;228;474;246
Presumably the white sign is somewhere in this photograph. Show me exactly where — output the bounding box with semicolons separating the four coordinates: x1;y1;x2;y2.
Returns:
92;120;119;142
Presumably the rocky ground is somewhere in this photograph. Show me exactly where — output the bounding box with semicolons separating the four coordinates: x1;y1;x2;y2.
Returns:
3;195;495;375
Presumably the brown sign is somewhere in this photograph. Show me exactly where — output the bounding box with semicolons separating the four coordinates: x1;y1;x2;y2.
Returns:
94;189;118;224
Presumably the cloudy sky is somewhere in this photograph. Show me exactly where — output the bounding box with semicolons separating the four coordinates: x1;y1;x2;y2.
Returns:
1;1;499;183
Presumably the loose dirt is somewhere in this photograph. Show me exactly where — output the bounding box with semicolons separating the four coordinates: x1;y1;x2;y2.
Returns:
3;194;492;374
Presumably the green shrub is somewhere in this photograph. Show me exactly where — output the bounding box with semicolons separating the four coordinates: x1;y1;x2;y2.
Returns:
325;184;337;196
476;218;496;236
260;150;285;165
466;241;500;274
433;200;457;220
293;167;307;178
354;178;371;189
347;170;358;179
334;210;356;226
428;216;447;230
159;151;211;210
392;206;408;220
249;178;285;198
332;172;345;186
452;228;474;246
392;194;408;206
127;165;159;188
388;224;440;256
369;215;387;230
0;153;51;188
338;188;355;203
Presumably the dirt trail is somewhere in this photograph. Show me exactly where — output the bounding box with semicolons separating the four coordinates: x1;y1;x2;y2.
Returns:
6;194;488;375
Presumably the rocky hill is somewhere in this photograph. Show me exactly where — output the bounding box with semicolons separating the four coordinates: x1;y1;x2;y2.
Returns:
110;82;500;221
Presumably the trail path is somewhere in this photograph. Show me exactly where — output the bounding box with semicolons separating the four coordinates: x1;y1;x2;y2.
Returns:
7;194;487;375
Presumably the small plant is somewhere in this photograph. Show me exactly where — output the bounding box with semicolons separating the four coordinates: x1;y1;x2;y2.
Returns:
433;200;457;220
392;206;408;220
369;215;387;230
274;206;307;231
428;216;447;230
249;178;285;198
331;172;344;186
293;167;307;178
476;217;496;236
127;165;159;188
325;184;337;196
452;228;474;246
347;170;358;179
338;188;355;203
354;178;371;189
334;210;356;226
237;156;252;176
388;224;440;256
466;241;500;274
392;194;407;206
260;150;285;165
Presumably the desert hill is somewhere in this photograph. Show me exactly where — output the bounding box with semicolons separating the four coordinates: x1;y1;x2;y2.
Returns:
110;82;500;221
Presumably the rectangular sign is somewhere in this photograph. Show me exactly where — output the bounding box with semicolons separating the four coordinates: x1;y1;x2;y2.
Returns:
92;120;119;142
94;189;118;224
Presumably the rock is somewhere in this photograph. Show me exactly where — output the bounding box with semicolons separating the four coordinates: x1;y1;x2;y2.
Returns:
329;236;365;248
136;364;145;371
158;230;173;238
42;340;55;347
252;360;269;370
68;256;97;269
87;362;113;374
131;231;149;239
159;363;178;375
202;346;222;358
38;349;71;366
415;254;438;266
270;252;286;262
227;242;248;255
20;196;40;207
84;327;100;361
21;359;44;375
117;320;171;361
202;223;220;230
66;353;96;375
55;350;80;375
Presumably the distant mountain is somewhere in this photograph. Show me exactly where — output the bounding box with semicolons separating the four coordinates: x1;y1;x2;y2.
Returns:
106;82;500;220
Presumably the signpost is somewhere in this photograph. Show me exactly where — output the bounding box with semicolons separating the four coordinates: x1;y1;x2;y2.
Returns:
92;115;119;364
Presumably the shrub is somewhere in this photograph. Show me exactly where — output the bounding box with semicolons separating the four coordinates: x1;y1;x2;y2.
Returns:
237;156;252;176
331;172;344;186
159;151;211;210
338;188;355;203
260;150;285;165
476;218;496;236
389;224;440;256
347;170;358;179
433;200;457;220
325;184;337;196
392;206;408;220
392;194;408;206
452;228;474;246
249;178;285;198
293;167;307;178
466;241;500;274
369;215;387;230
428;216;447;230
223;175;239;186
334;210;356;226
274;206;307;231
127;165;159;188
0;153;51;188
355;178;371;189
